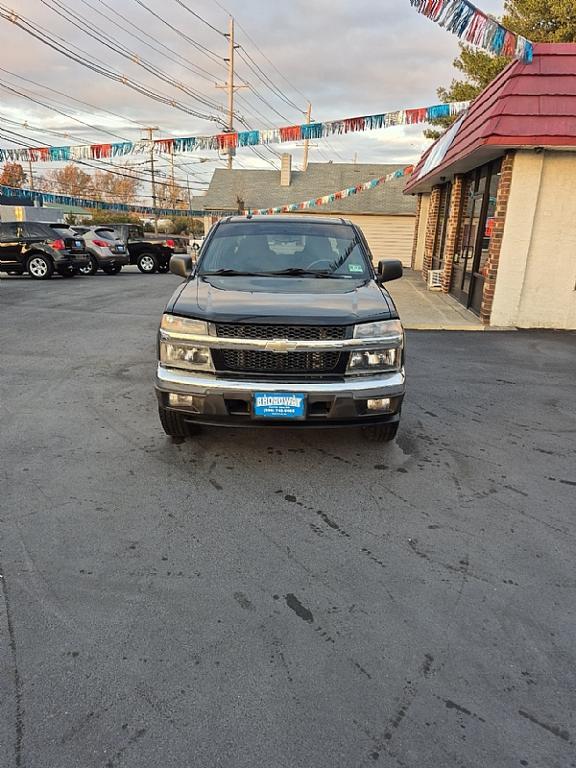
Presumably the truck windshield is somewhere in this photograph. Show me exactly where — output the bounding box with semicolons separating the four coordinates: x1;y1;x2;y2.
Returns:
198;221;370;278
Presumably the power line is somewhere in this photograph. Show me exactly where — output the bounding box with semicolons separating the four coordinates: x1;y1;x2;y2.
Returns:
37;0;230;119
129;0;226;68
92;0;223;84
236;48;304;116
0;67;148;133
0;127;208;193
0;80;132;143
169;0;225;37
0;4;224;124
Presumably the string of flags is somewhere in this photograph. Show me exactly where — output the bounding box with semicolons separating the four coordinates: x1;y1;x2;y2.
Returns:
246;166;415;216
0;101;470;164
0;184;207;218
0;165;415;218
410;0;533;63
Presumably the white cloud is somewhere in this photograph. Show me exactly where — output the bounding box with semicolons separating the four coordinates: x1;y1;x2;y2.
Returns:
0;0;507;192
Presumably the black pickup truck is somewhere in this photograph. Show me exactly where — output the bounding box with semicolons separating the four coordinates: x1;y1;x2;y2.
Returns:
108;224;173;273
156;215;405;442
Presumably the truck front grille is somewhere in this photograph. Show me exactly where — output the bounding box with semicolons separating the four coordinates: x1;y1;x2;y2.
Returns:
214;349;342;374
215;323;347;341
212;324;348;375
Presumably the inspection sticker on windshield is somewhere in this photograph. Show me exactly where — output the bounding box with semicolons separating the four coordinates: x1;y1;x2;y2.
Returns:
254;392;306;419
348;263;363;273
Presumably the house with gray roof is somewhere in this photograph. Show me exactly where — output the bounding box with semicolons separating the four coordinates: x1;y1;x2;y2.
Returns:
202;156;418;266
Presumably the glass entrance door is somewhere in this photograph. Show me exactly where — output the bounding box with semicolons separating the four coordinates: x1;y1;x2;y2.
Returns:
450;160;502;314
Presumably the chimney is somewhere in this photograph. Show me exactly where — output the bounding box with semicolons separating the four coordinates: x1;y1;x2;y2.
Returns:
280;153;292;187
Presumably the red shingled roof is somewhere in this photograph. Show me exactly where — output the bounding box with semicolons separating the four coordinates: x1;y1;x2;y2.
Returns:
405;43;576;194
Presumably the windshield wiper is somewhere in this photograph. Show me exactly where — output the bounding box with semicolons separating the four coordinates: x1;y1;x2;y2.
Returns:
200;268;343;278
200;269;266;276
264;268;338;278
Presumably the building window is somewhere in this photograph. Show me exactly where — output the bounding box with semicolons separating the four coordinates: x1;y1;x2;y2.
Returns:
431;182;451;271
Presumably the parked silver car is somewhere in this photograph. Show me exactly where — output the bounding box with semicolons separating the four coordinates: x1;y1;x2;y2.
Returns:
72;226;129;275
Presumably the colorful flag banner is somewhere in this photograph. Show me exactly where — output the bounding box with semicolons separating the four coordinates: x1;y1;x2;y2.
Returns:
409;0;533;63
0;184;207;217
0;165;415;218
246;166;415;216
0;101;470;164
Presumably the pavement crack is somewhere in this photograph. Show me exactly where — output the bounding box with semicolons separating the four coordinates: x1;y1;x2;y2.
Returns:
518;709;571;743
0;563;24;768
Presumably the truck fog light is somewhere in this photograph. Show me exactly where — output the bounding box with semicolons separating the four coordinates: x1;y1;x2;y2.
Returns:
367;397;392;412
168;393;201;411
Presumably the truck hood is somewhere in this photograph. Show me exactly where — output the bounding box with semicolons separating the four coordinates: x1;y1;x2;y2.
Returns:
168;275;397;325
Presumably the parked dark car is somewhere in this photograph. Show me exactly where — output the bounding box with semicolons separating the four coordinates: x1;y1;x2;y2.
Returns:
156;216;405;442
0;221;89;279
71;226;129;275
107;224;173;274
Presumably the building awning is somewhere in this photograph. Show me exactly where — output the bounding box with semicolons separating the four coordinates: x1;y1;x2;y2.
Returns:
405;43;576;194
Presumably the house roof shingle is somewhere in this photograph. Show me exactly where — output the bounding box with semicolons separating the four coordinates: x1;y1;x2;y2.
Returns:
202;162;417;215
405;43;576;194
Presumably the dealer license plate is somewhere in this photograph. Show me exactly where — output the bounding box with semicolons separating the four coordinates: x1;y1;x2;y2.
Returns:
253;392;306;419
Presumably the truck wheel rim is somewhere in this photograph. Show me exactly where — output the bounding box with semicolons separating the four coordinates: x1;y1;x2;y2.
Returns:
141;256;154;271
29;258;48;277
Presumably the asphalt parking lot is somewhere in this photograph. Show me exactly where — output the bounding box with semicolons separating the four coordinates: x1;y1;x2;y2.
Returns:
0;269;575;768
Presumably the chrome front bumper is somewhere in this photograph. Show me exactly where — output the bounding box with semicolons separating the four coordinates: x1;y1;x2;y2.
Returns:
155;364;405;427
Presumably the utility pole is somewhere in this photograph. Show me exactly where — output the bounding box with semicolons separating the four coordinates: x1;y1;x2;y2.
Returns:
28;157;35;191
302;102;312;172
216;17;246;170
170;143;177;208
146;126;159;232
186;176;192;212
226;16;235;170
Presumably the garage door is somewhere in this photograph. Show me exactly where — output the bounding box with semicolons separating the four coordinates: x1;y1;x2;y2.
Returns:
346;215;416;267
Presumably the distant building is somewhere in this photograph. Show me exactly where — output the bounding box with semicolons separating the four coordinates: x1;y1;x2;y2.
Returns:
0;203;63;224
406;43;576;329
202;160;418;266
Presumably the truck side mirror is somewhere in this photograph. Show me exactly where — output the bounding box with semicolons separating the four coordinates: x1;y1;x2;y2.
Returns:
377;259;403;283
170;254;194;279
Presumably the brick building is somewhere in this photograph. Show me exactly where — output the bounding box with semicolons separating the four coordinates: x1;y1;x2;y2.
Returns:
405;43;576;329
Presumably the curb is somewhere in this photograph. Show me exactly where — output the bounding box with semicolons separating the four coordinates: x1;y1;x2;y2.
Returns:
404;323;517;331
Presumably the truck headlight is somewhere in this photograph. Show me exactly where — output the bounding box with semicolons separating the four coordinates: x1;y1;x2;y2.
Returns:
159;315;213;371
348;320;403;374
160;341;214;372
160;315;209;336
353;319;403;342
347;348;400;373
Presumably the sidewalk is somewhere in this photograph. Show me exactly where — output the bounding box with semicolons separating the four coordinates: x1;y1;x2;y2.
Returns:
387;269;485;330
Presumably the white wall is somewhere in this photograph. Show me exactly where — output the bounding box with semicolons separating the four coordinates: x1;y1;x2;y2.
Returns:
412;194;429;272
491;150;576;328
344;214;415;267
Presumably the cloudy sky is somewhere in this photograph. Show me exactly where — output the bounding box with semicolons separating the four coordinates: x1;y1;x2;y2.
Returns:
0;0;503;198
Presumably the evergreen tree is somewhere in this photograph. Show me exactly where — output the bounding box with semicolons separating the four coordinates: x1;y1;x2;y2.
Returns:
426;0;576;139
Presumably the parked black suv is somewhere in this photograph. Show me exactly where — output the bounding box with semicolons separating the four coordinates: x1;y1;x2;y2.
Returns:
156;216;405;442
0;221;89;279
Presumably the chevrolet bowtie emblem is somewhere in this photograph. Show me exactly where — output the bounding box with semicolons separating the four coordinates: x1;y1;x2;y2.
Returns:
265;339;298;353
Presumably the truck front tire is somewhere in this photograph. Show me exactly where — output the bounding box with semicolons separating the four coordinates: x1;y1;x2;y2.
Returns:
158;406;200;438
362;422;399;443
